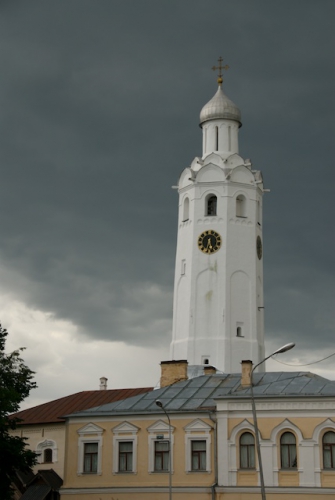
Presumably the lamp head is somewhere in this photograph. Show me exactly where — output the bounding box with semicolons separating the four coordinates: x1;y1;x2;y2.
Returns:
273;342;295;355
155;400;163;408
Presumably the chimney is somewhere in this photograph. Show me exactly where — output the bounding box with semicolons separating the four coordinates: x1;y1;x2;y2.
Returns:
160;360;188;388
241;360;253;387
204;365;217;375
99;377;108;390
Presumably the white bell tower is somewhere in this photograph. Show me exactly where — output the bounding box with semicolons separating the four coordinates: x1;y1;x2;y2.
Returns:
170;62;265;372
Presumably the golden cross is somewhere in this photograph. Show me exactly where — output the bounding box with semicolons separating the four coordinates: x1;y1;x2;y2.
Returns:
212;56;229;83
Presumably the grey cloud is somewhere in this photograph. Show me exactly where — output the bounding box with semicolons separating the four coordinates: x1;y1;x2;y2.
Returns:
0;0;334;353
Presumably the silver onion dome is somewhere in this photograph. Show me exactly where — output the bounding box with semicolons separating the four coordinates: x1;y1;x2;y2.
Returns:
200;85;242;127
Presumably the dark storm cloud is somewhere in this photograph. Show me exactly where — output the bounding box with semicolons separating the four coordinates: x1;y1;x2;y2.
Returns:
0;1;334;351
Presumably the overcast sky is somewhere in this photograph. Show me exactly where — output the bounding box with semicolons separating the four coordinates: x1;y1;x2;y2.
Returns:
0;0;334;409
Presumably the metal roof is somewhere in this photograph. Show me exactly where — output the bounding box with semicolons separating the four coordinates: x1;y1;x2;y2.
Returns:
11;387;153;424
68;371;335;418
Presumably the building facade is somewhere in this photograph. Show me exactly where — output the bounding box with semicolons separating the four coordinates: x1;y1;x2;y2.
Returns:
10;384;152;478
60;363;335;499
170;75;265;372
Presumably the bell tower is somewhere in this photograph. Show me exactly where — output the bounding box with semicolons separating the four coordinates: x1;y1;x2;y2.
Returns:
170;60;265;372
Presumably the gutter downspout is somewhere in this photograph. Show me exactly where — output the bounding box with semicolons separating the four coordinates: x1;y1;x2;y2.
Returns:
209;412;217;500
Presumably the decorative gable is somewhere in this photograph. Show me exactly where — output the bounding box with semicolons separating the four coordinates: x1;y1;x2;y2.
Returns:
112;421;140;435
77;422;104;436
184;418;212;433
147;419;174;433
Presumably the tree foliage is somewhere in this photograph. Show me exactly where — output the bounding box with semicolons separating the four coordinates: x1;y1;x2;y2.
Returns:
0;324;37;499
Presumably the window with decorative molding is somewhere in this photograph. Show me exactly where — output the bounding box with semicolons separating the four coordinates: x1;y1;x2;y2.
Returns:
147;420;174;474
184;419;212;473
323;431;335;469
77;423;104;475
154;441;169;472
36;439;58;465
84;443;98;473
240;432;255;469
191;440;206;471
280;432;297;469
119;441;133;472
112;421;139;474
43;448;53;464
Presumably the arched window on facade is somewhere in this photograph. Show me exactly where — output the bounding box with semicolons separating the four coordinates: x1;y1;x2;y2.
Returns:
43;448;53;463
236;194;246;218
280;432;297;468
323;431;335;469
183;197;189;221
206;195;217;216
240;432;255;469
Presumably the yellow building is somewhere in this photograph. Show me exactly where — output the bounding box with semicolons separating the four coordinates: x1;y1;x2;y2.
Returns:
10;381;152;478
60;361;335;499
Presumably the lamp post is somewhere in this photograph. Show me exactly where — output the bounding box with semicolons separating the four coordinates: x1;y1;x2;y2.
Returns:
250;342;295;500
155;400;172;500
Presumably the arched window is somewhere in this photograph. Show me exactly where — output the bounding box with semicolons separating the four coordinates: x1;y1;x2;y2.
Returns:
206;195;217;216
236;195;246;218
236;326;242;337
43;448;53;463
183;197;189;221
215;126;219;151
240;432;255;469
323;431;335;469
280;432;297;469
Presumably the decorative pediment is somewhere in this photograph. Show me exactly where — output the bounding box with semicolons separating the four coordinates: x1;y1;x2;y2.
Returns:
147;419;174;433
270;418;303;441
77;422;104;436
184;418;212;433
112;421;140;435
312;418;335;441
229;418;257;441
36;439;56;450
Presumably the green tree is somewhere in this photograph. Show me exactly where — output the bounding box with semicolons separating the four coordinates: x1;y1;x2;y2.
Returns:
0;324;37;499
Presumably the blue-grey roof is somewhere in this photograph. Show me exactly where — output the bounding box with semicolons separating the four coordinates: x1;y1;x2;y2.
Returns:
67;371;335;418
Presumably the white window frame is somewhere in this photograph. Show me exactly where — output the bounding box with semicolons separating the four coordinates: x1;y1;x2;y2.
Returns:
184;419;212;473
147;420;174;473
77;423;104;475
112;421;139;474
36;439;58;464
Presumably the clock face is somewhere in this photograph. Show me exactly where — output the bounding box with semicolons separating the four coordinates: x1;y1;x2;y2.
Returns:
198;230;222;254
257;236;262;260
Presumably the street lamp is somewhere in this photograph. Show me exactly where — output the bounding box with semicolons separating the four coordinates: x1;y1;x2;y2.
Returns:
250;342;295;500
155;400;172;500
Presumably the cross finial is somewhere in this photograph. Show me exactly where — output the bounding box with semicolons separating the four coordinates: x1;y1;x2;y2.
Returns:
212;56;229;85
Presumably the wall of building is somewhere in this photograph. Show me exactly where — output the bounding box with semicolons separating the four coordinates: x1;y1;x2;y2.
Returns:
11;423;65;477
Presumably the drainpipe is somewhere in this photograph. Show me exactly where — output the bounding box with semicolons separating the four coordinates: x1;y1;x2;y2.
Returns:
209;412;217;500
